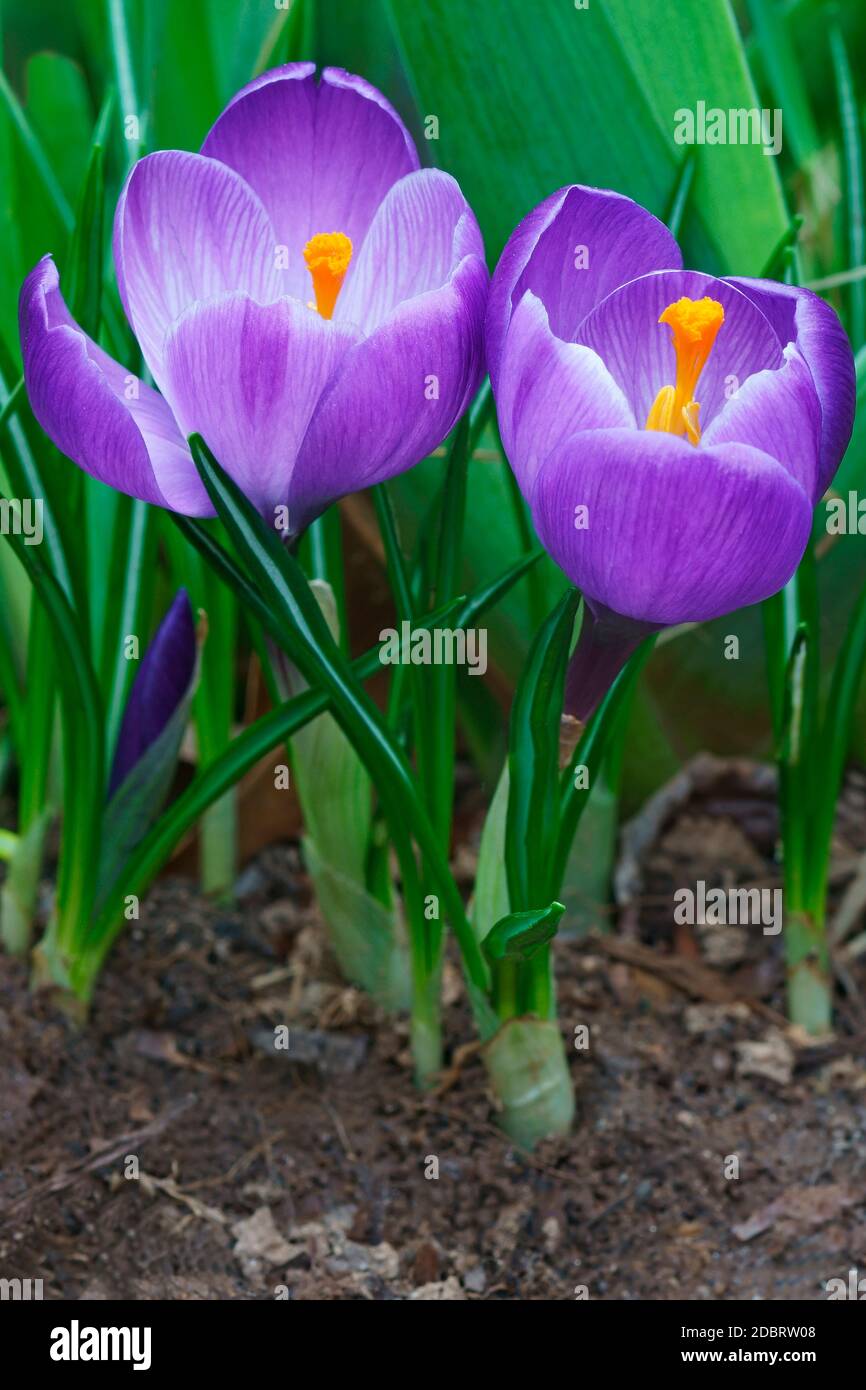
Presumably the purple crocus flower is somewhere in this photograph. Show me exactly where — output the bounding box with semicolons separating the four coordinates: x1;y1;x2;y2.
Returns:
108;588;197;798
19;65;487;535
487;184;855;719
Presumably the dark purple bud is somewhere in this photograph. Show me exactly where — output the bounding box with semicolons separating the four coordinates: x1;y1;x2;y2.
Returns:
108;589;197;797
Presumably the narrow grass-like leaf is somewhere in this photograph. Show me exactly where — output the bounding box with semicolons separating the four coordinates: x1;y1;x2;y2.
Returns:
88;548;543;963
664;152;696;239
745;0;821;170
107;0;143;164
812;578;866;896
188;434;488;989
0;68;73;233
554;636;656;891
65;91;113;338
506;589;579;912
3;512;104;988
829;21;865;348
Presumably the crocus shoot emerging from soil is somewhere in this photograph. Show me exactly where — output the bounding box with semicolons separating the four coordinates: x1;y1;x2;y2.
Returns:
19;63;487;536
486;183;855;719
36;590;199;1000
17;64;500;1103
487;182;857;1042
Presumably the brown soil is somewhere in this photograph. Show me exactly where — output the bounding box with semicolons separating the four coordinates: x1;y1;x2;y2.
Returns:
2;766;866;1301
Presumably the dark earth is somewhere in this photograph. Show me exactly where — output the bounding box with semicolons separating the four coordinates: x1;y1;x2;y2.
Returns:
2;761;865;1301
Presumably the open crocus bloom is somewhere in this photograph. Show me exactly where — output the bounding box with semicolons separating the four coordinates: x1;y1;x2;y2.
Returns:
487;184;855;718
20;64;487;534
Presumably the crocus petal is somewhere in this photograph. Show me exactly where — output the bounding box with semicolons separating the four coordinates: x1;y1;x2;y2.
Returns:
19;256;210;515
113;150;283;390
289;254;488;533
703;345;822;501
726;276;855;496
201;64;419;304
337;169;483;333
575;270;782;429
108;589;197;797
496;290;634;495
486;184;682;389
531;428;813;626
162;292;359;520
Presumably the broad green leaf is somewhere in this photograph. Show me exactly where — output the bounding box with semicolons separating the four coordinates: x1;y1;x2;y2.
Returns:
471;761;510;943
291;580;372;882
24;52;92;204
303;837;410;1011
382;0;787;272
147;0;221;151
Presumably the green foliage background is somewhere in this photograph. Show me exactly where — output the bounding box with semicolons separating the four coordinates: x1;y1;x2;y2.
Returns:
1;0;864;818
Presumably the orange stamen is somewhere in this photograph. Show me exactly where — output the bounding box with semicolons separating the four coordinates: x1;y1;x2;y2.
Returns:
303;231;353;319
645;296;724;445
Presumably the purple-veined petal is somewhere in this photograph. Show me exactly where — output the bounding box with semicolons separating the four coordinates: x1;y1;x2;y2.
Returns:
726;276;855;496
336;169;483;333
201;65;419;304
496;290;634;495
530;427;813;626
288;253;488;533
113;150;283;390
703;345;822;500
575;269;782;430
486;184;682;389
108;589;197;797
162;292;359;521
19;256;210;515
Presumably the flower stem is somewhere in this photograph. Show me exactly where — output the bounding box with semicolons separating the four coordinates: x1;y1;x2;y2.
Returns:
199;789;237;898
785;903;832;1034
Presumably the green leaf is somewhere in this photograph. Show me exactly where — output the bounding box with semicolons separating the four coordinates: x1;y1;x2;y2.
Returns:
147;0;221;152
483;901;565;966
829;20;865;348
506;589;579;911
107;0;145;162
98;498;153;760
776;623;814;907
383;0;787;272
471;761;510;944
0;66;73;232
290;581;372;883
65;91;113;339
303;837;410;1011
812;577;866;897
745;0;821;171
94;645;199;915
87;544;546;965
165;515;237;893
188;433;489;991
23;52;92;205
2;511;104;981
554;636;656;891
0;806;52;955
